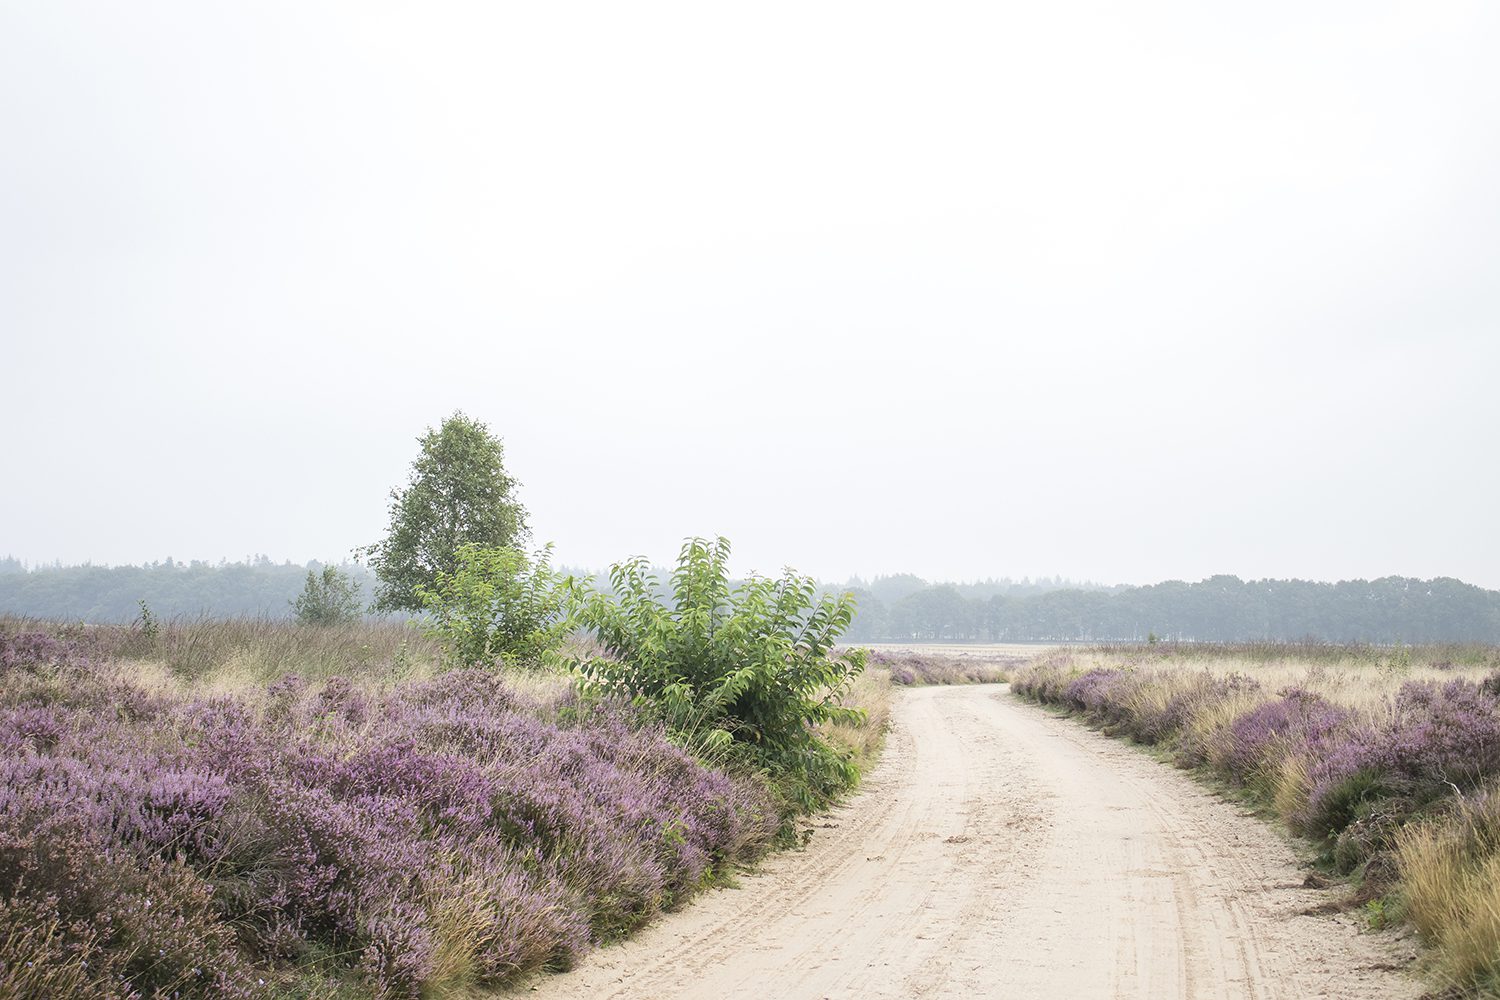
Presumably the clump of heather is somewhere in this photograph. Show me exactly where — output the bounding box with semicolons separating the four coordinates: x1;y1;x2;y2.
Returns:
0;631;779;998
1022;663;1264;758
1063;667;1133;717
1297;678;1500;845
1216;687;1351;778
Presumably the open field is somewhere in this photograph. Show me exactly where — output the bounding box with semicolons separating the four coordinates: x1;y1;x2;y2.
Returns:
524;684;1418;999
856;642;1057;657
855;643;1044;686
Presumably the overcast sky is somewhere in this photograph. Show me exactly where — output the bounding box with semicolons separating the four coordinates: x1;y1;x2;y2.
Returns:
2;1;1497;588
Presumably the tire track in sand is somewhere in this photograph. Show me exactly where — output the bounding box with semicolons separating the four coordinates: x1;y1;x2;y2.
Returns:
520;685;1421;999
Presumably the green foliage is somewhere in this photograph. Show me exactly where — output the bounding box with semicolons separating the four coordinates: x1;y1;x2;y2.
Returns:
363;411;529;613
566;537;867;811
135;599;160;640
1364;896;1397;930
416;544;568;668
1307;769;1393;839
291;566;363;627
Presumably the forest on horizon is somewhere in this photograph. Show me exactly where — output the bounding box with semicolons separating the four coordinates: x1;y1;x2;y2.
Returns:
2;556;1495;644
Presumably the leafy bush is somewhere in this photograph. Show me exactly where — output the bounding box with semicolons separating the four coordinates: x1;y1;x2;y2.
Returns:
567;537;867;811
292;566;363;626
135;598;160;640
415;544;569;668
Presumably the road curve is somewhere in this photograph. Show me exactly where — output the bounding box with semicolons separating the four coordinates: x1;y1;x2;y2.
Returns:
522;685;1420;999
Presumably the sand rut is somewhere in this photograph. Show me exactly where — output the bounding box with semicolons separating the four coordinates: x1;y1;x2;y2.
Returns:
523;685;1420;999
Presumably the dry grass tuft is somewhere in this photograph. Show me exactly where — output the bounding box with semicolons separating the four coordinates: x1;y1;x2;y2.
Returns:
823;668;893;772
1270;750;1312;823
1397;795;1500;992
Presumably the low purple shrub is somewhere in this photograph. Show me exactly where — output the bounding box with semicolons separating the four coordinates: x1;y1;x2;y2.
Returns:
1024;666;1262;753
0;629;91;673
1008;652;1081;703
0;804;263;998
1217;687;1351;778
1063;667;1133;719
0;646;779;997
0;893;113;998
1300;679;1500;839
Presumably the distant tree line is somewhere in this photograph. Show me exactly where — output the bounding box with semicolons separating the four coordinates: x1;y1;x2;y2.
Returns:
3;556;1497;643
840;574;1500;644
0;556;378;622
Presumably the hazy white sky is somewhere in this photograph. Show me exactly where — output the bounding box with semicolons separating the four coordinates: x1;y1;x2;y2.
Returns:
2;1;1497;587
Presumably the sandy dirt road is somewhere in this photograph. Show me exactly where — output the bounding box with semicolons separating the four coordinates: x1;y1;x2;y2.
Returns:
524;685;1421;999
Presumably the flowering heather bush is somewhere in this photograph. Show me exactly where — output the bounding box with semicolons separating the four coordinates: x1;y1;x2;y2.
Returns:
1146;673;1262;758
887;664;917;685
1298;678;1500;840
1022;663;1266;757
0;630;779;998
1217;687;1351;778
1063;667;1132;716
0;630;85;672
0;613;448;688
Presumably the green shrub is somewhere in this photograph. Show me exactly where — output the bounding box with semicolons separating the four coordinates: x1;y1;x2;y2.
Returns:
416;544;569;668
567;537;867;812
1304;768;1394;840
136;599;160;640
291;566;363;627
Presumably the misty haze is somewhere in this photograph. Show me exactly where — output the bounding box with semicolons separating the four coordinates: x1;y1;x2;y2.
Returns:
2;3;1497;999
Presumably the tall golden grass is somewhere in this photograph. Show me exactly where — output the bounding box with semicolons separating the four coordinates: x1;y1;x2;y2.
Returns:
1397;793;1500;993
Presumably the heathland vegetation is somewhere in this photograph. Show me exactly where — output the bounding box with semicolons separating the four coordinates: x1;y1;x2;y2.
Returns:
0;413;886;999
1011;643;1500;995
6;409;1499;997
0;621;784;999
